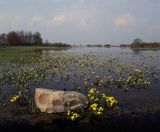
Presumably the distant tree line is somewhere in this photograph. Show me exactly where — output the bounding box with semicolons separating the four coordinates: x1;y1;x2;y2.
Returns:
120;44;130;47
86;44;111;47
0;30;43;46
50;42;72;47
43;41;72;47
131;38;160;48
104;44;111;47
87;44;103;47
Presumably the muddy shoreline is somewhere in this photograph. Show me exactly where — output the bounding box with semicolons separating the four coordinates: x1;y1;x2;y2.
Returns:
1;110;160;132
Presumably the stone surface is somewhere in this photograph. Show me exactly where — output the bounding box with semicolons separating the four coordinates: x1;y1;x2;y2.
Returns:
35;88;88;113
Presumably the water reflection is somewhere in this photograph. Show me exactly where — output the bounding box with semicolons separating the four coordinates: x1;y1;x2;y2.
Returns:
41;46;160;57
131;48;160;55
34;47;72;54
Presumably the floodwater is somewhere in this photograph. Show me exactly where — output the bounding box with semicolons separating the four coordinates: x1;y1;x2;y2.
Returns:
1;46;160;113
1;46;160;132
41;47;160;113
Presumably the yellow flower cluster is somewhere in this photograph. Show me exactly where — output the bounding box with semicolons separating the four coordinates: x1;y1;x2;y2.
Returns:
87;88;99;101
90;103;104;115
88;88;118;115
103;94;118;107
67;110;80;121
88;87;97;94
67;87;118;120
88;88;104;115
10;95;20;103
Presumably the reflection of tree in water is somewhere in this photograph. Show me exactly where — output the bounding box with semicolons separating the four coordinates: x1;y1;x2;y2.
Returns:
131;48;160;55
131;49;142;55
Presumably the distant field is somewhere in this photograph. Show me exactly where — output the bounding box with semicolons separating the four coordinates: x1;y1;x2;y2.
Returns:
0;46;70;64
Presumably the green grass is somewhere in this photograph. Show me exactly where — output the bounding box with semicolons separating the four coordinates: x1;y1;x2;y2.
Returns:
0;46;70;64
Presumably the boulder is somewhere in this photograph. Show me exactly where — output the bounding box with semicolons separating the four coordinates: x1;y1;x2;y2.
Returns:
35;88;88;113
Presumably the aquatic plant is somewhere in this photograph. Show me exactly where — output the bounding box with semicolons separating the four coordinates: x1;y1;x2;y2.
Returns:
67;87;118;121
10;92;29;107
67;110;80;121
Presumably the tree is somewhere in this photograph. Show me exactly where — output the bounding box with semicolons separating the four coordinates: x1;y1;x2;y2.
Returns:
0;33;8;46
18;30;25;45
33;32;43;45
1;30;43;46
132;38;143;45
7;31;20;46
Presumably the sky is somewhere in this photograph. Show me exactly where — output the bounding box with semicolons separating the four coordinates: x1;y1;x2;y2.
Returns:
0;0;160;45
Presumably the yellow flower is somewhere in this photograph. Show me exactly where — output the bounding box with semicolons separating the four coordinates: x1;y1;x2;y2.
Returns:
71;116;75;121
10;95;20;103
90;103;98;108
105;96;118;107
96;111;102;115
88;88;97;94
102;93;107;98
10;99;14;103
87;87;118;116
90;103;104;115
84;81;88;85
67;110;71;115
94;98;99;102
67;110;80;121
99;107;104;111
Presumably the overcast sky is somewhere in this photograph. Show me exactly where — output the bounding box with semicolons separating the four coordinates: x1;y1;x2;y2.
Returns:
0;0;160;45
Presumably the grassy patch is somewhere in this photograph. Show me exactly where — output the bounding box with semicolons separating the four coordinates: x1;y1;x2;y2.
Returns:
0;46;70;64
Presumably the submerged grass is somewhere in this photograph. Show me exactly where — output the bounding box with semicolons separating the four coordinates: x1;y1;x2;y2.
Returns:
0;46;70;64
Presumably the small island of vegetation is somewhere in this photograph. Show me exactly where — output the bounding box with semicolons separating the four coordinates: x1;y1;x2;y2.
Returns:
130;38;160;48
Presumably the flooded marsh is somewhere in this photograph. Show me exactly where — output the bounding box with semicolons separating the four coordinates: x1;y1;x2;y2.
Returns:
0;46;160;131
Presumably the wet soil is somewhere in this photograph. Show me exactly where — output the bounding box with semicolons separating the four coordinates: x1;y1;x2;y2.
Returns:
1;110;160;132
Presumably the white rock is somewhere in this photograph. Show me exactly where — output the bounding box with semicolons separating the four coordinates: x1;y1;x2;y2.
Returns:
35;88;88;113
